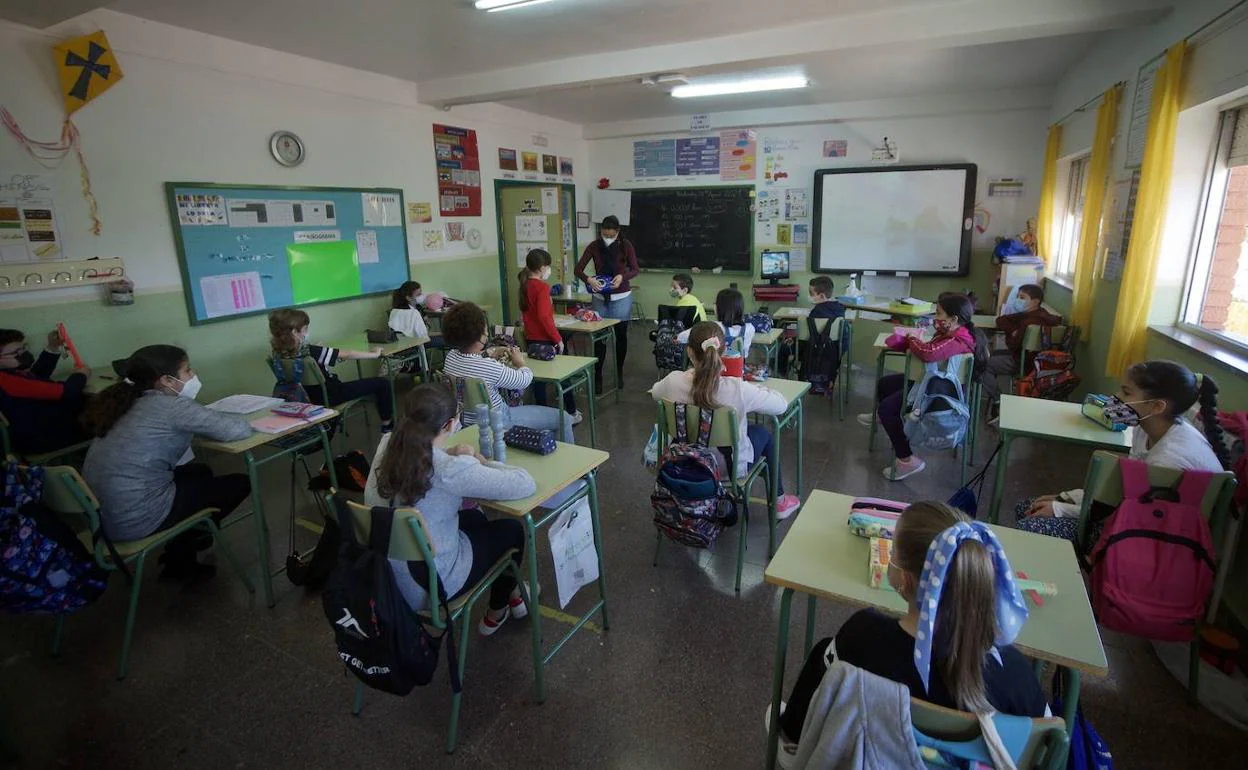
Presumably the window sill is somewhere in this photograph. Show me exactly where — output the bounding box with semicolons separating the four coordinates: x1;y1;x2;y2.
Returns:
1148;325;1248;377
1045;275;1074;292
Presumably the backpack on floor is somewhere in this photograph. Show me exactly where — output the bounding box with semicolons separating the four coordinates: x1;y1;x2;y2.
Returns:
804;316;841;396
650;404;737;548
270;356;311;403
1;463;107;615
903;355;971;452
1052;670;1113;770
1088;459;1217;642
653;317;688;372
323;496;460;696
307;450;371;494
1014;327;1081;401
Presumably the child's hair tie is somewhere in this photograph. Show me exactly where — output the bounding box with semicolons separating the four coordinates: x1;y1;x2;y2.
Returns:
701;337;722;352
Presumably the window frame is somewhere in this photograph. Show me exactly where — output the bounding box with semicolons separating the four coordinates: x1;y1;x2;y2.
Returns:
1052;153;1091;280
1178;107;1248;357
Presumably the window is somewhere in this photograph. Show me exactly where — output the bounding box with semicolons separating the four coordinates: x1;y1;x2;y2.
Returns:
1053;155;1090;278
1182;107;1248;351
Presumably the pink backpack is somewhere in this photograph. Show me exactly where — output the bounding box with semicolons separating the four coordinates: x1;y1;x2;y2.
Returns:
1089;459;1217;641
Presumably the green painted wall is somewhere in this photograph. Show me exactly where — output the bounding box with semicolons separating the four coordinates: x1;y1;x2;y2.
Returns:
0;254;502;402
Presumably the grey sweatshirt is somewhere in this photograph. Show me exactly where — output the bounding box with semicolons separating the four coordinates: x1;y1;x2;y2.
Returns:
363;434;536;610
83;391;252;540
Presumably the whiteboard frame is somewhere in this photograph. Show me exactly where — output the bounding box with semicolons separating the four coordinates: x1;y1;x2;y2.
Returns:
811;163;977;277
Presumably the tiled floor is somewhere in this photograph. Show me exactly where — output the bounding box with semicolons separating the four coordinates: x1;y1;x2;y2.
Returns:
3;328;1243;768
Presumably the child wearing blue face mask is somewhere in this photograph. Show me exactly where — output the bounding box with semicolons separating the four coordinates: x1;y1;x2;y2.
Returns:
982;284;1061;409
82;345;253;582
1015;360;1229;543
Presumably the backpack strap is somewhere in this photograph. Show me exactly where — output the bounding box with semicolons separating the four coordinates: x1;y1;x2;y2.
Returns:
695;407;713;448
332;494;362;549
1119;458;1152;500
674;403;689;444
1175;468;1216;506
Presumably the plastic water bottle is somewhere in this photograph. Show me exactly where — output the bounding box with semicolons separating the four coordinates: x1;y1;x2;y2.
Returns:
489;407;507;463
475;404;492;460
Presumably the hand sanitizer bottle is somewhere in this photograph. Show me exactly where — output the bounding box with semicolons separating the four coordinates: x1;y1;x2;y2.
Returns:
475;404;492;460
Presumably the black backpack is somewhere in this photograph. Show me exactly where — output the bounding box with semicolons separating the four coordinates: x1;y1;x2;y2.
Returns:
322;497;460;696
803;316;841;396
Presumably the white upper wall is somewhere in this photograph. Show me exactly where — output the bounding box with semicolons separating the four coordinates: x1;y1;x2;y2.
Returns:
0;9;589;302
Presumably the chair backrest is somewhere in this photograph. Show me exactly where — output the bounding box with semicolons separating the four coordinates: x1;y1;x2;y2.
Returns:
796;316;840;342
1019;324;1076;353
656;400;740;480
1078;449;1237;552
903;351;975;390
38;465;105;563
337;496;448;627
657;304;698;328
910;697;1068;770
268;355;329;389
450;376;491;414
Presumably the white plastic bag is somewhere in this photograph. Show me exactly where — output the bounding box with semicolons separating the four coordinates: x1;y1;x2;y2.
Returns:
643;424;659;469
547;498;599;610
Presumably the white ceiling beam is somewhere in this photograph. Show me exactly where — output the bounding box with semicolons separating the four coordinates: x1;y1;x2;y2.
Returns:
581;86;1056;140
417;0;1172;107
0;0;104;29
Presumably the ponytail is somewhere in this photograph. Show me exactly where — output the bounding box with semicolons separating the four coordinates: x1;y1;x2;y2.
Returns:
1195;374;1232;469
81;344;187;437
375;383;456;503
687;322;725;410
893;501;996;713
518;248;552;314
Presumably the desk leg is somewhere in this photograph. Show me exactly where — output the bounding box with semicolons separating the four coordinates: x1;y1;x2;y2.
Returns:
767;414;780;558
988;432;1013;524
522;512;546;704
585;372;598;448
868;349;885;452
1061;667;1081;762
804;594;816;658
243;450;274;609
587;471;610;630
766;588;794;770
795;398;805;505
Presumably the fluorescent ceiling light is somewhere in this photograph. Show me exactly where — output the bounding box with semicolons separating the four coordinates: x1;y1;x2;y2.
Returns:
476;0;555;11
671;75;809;99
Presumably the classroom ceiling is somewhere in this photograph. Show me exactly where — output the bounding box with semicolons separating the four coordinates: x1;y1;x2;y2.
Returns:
14;0;1174;125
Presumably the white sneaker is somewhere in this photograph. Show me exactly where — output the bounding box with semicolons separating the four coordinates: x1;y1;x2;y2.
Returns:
882;457;927;481
509;581;539;619
856;413;874;427
763;702;799;770
570;410;584;426
478;606;510;636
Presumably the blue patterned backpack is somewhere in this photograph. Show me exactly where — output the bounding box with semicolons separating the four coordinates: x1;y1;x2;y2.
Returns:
650;405;737;548
1;463;108;615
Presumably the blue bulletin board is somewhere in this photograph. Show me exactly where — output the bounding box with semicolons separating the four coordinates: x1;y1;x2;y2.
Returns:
165;182;410;325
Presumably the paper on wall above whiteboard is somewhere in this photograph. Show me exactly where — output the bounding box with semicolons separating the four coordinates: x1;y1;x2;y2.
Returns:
515;215;547;241
590;188;631;226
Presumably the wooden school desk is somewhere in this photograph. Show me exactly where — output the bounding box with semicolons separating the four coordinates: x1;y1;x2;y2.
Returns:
554;314;621;404
448;425;610;703
986;395;1134;523
329;332;430;417
763;490;1108;770
519;353;599;447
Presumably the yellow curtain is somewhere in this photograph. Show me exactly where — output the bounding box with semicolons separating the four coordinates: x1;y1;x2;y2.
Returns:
1069;84;1123;334
1105;41;1187;376
1036;125;1063;263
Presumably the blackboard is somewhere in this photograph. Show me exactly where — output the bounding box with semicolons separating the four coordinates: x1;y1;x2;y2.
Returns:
624;186;754;272
165;182;409;325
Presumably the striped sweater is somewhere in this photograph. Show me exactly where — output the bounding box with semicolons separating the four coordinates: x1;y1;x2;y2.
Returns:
442;348;533;419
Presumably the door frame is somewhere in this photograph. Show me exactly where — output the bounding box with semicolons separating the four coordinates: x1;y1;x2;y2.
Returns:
493;179;578;323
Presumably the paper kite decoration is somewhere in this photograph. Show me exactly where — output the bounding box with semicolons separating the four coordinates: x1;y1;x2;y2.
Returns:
53;30;124;116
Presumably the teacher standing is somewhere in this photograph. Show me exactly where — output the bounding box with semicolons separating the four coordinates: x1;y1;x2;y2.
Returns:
575;215;638;390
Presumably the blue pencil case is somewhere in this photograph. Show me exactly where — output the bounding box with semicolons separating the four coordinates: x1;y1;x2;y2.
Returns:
504;425;557;455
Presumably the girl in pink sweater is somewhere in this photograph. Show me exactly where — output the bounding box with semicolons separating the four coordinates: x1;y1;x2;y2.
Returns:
859;294;986;481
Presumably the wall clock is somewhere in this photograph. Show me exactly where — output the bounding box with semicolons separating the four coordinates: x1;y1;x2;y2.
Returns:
466;228;482;250
269;131;305;167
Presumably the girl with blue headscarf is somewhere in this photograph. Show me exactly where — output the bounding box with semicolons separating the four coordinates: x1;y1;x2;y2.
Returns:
770;502;1047;766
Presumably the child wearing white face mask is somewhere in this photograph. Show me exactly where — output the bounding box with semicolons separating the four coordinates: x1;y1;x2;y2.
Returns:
82;344;253;582
1015;360;1229;544
268;308;395;431
520;248;580;421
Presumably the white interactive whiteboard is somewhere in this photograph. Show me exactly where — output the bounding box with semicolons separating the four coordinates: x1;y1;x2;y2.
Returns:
812;164;976;276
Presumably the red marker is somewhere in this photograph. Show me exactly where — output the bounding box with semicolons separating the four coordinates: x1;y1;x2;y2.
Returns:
1017;570;1043;607
56;322;84;368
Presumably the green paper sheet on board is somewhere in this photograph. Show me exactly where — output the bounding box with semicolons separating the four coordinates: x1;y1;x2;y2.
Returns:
287;241;361;304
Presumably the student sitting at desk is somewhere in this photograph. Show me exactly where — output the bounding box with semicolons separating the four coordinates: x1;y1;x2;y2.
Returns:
0;327;91;455
677;288;755;357
777;276;845;378
771;502;1045;767
860;294;986;481
366;383;538;636
519;248;581;424
440;302;575;443
651;322;800;518
388;280;438;347
1015;360;1228;543
81;345;252;582
268;309;395;433
669;272;707;324
982;283;1060;412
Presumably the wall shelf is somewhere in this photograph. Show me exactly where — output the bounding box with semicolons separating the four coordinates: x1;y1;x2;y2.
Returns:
0;257;126;294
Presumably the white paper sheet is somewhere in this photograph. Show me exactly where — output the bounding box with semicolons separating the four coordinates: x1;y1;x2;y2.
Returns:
293;229;341;243
200;271;266;319
362;193;402;227
547;498;599;609
355;230;380;264
541;187;559;214
789;247;807;272
207;394;285;413
516;241;547;268
515;215;547;241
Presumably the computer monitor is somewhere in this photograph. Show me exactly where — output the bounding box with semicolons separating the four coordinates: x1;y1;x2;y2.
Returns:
761;250;790;285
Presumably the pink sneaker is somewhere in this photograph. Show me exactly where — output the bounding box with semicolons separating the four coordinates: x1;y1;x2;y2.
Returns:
882;456;926;481
776;494;801;520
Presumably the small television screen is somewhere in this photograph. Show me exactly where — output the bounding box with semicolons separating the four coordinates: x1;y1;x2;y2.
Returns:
761;251;790;280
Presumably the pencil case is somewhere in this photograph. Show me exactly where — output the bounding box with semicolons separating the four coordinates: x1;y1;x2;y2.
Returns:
503;425;557;455
527;342;557;361
848;497;906;539
1081;393;1130;431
